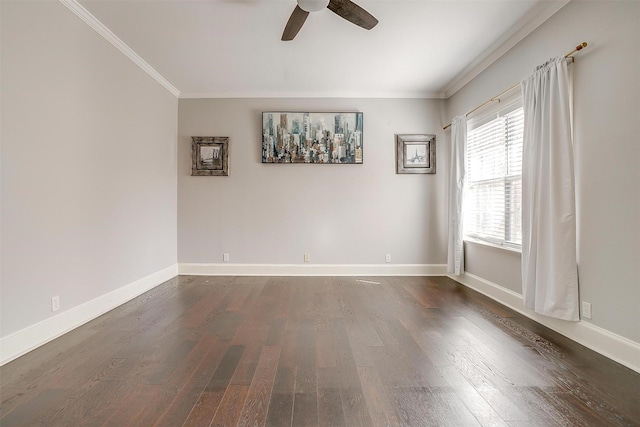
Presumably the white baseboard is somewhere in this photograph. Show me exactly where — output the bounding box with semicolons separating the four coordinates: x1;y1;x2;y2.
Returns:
450;272;640;374
0;264;178;366
178;263;447;276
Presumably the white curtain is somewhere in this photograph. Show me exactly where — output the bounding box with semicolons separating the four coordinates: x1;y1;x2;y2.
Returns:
447;116;466;275
521;56;579;321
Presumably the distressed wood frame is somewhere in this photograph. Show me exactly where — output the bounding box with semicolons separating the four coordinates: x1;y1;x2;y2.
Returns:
191;136;229;176
396;134;436;174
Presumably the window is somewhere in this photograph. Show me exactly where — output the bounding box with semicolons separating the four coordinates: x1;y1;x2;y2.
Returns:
464;102;523;249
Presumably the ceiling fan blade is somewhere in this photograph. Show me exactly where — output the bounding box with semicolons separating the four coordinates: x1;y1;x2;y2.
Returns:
327;0;378;30
282;5;310;41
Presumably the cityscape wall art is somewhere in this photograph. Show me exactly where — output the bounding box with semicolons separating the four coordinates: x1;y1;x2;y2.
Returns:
262;112;363;164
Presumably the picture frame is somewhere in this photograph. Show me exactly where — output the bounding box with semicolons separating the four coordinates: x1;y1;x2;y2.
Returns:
396;134;436;174
191;136;229;176
262;112;363;164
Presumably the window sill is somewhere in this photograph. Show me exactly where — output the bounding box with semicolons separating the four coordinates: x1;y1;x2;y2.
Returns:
463;237;522;254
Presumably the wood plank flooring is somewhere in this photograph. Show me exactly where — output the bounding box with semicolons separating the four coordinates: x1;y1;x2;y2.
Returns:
1;275;639;426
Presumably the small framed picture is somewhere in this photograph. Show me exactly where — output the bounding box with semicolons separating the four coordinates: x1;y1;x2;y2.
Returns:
396;134;435;174
191;136;229;176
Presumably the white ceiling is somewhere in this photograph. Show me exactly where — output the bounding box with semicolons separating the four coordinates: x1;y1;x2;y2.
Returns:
76;0;568;98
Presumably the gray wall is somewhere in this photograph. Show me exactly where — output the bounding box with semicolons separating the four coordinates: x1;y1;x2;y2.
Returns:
447;0;640;342
1;1;178;337
178;98;447;265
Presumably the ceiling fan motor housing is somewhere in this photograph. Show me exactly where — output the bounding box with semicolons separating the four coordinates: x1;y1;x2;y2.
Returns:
283;0;378;41
298;0;329;13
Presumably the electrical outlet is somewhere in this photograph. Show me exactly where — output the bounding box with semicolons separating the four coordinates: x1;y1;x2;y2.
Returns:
304;253;310;263
223;253;230;262
581;301;592;319
385;254;391;263
51;296;60;312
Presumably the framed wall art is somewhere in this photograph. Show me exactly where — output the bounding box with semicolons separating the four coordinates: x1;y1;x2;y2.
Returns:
396;134;436;174
262;112;363;164
191;136;229;176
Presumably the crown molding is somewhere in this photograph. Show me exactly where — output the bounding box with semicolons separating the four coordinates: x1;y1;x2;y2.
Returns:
59;0;180;98
442;0;570;98
178;91;447;100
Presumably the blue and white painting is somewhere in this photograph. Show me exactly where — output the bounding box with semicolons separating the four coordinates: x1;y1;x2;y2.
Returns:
262;112;363;164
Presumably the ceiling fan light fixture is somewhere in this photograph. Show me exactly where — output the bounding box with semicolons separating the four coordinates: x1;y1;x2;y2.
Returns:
298;0;329;13
282;0;378;41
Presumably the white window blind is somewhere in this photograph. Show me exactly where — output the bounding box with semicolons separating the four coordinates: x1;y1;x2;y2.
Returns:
465;103;523;248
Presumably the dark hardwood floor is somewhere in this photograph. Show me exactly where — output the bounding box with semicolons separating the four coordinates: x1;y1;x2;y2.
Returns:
1;275;638;426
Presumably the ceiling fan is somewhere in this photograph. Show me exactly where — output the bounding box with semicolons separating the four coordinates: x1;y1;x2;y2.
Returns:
282;0;378;41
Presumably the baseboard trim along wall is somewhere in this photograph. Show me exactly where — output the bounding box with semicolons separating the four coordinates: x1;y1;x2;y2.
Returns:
178;263;448;276
0;264;179;366
4;263;636;374
450;271;640;374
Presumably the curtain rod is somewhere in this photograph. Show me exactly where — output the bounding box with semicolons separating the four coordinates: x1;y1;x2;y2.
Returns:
443;42;588;130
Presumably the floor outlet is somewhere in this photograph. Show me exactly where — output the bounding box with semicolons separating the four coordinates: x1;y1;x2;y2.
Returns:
581;301;592;319
51;296;60;312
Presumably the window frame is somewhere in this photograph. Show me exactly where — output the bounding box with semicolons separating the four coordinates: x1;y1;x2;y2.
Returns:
464;94;523;252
